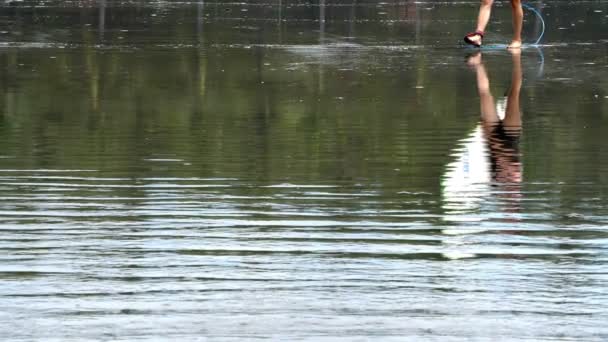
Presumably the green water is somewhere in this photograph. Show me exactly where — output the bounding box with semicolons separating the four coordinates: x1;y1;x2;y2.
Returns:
1;1;607;340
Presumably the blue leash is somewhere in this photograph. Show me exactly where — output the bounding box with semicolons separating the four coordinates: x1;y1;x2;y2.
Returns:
523;2;546;79
522;2;545;45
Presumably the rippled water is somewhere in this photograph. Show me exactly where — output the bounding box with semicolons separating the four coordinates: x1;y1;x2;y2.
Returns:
1;0;608;340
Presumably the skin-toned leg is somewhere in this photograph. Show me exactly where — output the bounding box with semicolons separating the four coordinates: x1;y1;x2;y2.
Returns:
503;49;522;128
467;52;500;126
468;0;494;46
508;0;523;48
476;0;494;33
494;49;523;186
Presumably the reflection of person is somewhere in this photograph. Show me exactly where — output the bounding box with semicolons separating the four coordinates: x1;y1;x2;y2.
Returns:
441;50;523;221
464;0;523;49
469;50;523;207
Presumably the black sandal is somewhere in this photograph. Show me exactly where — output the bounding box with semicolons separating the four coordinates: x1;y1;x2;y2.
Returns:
464;30;484;47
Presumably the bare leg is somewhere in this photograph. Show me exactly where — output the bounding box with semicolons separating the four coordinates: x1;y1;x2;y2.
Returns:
497;50;523;186
503;49;522;128
476;0;494;33
508;0;523;48
467;53;500;126
467;0;494;46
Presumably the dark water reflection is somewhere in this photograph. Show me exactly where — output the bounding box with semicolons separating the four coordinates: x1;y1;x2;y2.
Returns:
1;1;608;340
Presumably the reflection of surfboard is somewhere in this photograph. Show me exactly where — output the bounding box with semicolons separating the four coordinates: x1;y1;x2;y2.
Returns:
441;98;510;226
442;124;490;218
442;98;508;214
440;124;491;253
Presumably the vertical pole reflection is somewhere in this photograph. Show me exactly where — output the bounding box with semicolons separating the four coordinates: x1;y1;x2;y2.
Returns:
5;51;18;119
197;0;205;40
319;0;325;44
442;51;523;232
196;1;207;109
318;0;326;94
278;0;282;43
98;0;105;42
349;0;356;39
414;0;421;45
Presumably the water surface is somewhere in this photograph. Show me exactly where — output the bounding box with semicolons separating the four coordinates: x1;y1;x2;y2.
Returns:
1;1;608;340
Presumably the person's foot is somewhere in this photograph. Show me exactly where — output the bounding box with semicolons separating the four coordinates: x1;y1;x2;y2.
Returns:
464;31;484;47
507;40;522;49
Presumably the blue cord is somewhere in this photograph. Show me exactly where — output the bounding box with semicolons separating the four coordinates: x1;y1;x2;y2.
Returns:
522;2;545;45
523;3;546;78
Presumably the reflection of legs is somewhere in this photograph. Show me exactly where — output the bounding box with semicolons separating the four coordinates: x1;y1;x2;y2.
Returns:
508;0;523;49
495;51;523;188
465;52;523;212
503;50;522;128
468;53;499;125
